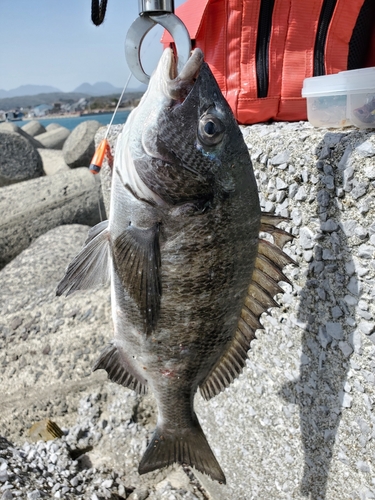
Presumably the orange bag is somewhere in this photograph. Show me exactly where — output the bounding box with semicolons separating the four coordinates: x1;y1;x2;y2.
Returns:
163;0;375;124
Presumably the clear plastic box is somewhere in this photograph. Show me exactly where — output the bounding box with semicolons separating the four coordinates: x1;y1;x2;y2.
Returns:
302;67;375;128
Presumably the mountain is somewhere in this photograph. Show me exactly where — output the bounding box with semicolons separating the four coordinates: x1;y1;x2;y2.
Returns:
0;85;62;99
73;82;123;96
0;93;90;112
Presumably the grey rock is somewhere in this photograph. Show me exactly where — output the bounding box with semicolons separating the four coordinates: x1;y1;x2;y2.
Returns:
356;461;371;473
342;166;354;191
322;248;335;260
36;127;70;149
338;145;352;170
355;226;368;240
127;490;149;500
0;131;43;186
1;491;13;500
318;326;331;348
359;322;375;335
321;219;338;232
291;208;302;226
331;306;343;318
356;140;375;157
338;341;353;358
344;294;358;306
300;226;315;249
317;189;330;207
347;276;360;295
269;150;290;165
319;145;331;160
295;186;307;201
326;322;344;340
351;182;368;200
21;120;46;137
0;167;103;268
289;183;299;198
322;175;334;190
276;178;288;190
364;166;375;180
27;491;41;500
350;330;362;354
358;244;374;259
340;392;353;408
340;219;357;236
323;132;345;147
63;121;101;169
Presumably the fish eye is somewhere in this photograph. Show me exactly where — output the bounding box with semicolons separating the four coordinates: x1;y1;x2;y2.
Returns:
198;114;225;146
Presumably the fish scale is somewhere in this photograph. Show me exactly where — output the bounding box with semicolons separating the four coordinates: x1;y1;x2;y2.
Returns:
56;47;295;484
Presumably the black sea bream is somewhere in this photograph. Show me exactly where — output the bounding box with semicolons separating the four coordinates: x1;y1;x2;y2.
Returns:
57;48;294;483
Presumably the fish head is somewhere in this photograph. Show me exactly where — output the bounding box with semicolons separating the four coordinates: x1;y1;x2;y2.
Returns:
129;48;255;205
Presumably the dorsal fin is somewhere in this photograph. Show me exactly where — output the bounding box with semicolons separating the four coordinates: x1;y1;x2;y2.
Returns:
200;213;295;400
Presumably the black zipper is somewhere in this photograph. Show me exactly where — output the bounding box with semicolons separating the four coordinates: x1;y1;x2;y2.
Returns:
313;0;338;76
256;0;276;98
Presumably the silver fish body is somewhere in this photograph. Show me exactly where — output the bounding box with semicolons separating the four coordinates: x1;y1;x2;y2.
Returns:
57;48;294;483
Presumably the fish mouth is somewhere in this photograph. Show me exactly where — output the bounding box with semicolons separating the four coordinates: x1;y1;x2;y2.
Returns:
164;48;204;102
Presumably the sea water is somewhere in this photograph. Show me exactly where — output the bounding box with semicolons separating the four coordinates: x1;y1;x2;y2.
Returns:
23;110;131;131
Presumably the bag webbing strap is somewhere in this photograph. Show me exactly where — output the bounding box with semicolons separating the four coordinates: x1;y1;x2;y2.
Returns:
280;0;324;99
325;0;367;74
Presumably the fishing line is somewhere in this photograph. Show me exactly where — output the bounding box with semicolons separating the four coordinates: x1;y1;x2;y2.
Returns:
93;72;133;221
89;72;132;175
104;71;133;140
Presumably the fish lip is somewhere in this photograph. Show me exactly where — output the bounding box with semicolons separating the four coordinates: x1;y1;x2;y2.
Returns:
165;48;204;102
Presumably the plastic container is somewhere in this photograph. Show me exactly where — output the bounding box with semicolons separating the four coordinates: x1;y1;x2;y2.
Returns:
302;67;375;128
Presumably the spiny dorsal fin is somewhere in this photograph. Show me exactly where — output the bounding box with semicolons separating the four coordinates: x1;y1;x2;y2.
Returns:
93;342;147;395
113;223;161;335
200;213;295;400
56;220;110;296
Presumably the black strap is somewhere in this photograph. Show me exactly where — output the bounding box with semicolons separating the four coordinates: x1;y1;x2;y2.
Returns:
91;0;108;26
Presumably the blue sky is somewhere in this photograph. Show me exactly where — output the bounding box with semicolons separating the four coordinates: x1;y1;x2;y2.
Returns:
0;0;186;92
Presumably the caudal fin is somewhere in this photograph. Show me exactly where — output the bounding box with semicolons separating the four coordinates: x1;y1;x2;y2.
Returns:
138;420;226;484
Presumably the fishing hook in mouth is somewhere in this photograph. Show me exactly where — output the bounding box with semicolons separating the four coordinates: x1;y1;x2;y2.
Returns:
125;1;191;84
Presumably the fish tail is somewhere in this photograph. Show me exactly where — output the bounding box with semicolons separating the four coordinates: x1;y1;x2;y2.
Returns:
138;418;226;484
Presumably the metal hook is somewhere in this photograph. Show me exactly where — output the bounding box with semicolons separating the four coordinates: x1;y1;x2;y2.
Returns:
125;1;191;84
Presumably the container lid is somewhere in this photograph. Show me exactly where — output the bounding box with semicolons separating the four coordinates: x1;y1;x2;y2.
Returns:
339;67;375;93
302;73;348;97
302;67;375;97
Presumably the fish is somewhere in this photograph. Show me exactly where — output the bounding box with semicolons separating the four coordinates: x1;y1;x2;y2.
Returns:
56;47;294;484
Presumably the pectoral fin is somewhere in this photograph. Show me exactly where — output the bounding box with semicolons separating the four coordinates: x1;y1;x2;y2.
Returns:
113;223;161;334
56;220;110;296
200;213;295;400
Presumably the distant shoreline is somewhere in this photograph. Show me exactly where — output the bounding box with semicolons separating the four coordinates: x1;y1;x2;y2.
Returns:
22;107;133;122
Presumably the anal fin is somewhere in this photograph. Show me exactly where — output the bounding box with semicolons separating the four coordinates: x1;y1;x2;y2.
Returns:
93;343;147;395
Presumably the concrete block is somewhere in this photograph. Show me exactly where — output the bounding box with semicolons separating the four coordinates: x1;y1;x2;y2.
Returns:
63;120;101;168
21;120;46;137
36;127;70;149
0;131;43;186
0;167;103;268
